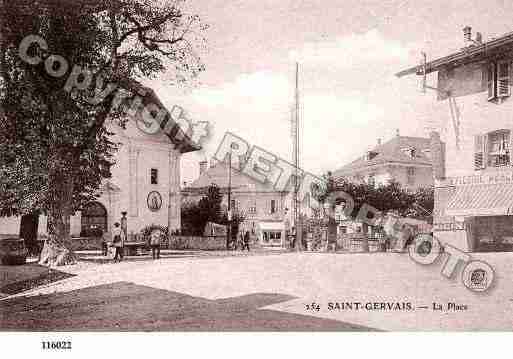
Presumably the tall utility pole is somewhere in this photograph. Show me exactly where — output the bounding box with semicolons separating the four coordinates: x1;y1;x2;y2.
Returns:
226;150;232;250
292;62;302;251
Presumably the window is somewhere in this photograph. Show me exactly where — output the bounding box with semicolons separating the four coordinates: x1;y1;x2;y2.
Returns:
488;60;510;101
271;199;276;214
488;131;510;167
475;130;511;170
248;206;257;214
230;199;236;209
367;175;375;187
150;168;158;184
407;167;415;185
402;147;416;159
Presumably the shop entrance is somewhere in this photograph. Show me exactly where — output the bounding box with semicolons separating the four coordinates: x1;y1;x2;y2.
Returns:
472;216;513;252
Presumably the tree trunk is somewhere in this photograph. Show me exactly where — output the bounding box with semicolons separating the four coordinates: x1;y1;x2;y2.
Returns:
19;211;40;257
39;175;77;267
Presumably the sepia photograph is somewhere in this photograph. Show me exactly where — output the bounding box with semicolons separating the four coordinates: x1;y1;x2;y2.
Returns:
1;0;513;354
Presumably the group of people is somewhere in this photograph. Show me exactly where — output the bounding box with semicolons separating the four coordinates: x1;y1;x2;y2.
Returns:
233;230;251;251
102;222;162;262
103;223;253;261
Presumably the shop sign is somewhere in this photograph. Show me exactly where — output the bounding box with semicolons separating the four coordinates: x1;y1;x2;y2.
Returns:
447;171;513;186
433;221;466;232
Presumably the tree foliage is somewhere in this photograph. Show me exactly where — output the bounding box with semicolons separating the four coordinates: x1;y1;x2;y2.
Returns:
181;184;246;236
314;172;434;219
0;0;205;264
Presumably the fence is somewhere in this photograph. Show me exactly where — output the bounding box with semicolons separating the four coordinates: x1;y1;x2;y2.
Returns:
337;232;385;252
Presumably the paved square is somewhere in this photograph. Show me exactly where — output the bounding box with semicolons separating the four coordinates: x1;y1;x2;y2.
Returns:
1;252;512;330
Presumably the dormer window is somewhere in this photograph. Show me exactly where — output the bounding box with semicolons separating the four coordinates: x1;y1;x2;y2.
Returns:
402;147;416;159
367;174;376;187
366;151;377;161
488;60;510;101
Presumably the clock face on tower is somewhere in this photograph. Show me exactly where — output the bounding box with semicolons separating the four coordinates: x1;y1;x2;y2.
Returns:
147;191;163;212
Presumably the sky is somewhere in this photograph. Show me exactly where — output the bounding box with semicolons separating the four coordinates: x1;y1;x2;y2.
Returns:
148;0;513;184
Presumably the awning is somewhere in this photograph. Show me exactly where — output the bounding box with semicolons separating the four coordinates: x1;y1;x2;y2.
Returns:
446;183;513;216
258;221;285;231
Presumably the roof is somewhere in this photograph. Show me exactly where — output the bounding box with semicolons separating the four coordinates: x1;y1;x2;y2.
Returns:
122;79;201;154
332;136;432;178
396;31;513;78
184;160;284;194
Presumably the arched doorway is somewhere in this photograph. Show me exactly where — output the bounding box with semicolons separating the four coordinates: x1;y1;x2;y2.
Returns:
80;201;108;237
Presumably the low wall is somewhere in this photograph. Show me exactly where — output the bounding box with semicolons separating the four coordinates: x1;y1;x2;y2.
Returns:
70;237;103;251
168;235;226;250
68;236;227;251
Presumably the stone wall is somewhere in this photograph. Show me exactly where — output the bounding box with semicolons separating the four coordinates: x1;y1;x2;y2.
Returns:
69;235;227;251
167;235;226;250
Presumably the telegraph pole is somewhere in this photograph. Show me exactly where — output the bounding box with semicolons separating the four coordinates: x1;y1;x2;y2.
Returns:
226;150;232;250
293;62;302;251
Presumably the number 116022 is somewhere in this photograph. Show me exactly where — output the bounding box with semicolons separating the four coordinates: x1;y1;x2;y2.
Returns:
42;341;72;350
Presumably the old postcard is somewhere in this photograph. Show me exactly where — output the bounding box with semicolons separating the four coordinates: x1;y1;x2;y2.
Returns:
1;0;512;353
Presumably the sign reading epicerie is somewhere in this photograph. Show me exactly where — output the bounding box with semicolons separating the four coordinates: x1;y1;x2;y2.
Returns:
448;171;513;186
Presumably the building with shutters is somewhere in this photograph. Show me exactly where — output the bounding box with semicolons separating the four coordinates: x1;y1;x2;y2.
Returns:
397;27;513;252
332;131;434;191
182;159;291;247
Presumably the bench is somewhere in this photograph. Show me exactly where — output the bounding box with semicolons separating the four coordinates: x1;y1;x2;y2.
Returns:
123;241;148;256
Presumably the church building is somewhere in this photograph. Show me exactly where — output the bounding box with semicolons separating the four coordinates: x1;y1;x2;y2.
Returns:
0;85;200;239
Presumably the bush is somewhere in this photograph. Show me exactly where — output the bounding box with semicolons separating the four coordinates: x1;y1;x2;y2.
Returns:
140;224;169;247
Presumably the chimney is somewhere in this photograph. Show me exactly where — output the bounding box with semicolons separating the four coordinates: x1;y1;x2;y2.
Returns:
199;160;208;175
463;26;472;45
475;32;483;45
377;138;382;146
395;129;400;137
430;131;445;180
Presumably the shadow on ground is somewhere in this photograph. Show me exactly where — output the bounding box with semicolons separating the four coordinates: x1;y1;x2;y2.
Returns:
78;254;199;264
0;282;374;331
0;264;75;296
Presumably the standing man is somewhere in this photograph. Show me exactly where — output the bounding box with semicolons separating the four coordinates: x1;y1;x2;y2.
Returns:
120;212;128;240
150;231;161;260
112;222;125;262
242;230;250;251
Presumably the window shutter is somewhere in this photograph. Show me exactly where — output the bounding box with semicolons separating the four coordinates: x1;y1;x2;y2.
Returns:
488;62;497;100
510;130;513;166
474;134;486;170
498;61;510;97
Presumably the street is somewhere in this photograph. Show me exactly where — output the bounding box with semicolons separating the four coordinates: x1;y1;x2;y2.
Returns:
2;251;513;331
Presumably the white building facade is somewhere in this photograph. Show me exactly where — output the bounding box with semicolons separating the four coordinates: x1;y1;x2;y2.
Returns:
0;87;199;239
397;27;513;252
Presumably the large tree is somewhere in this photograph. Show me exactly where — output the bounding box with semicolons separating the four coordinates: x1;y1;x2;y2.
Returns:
0;0;205;265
